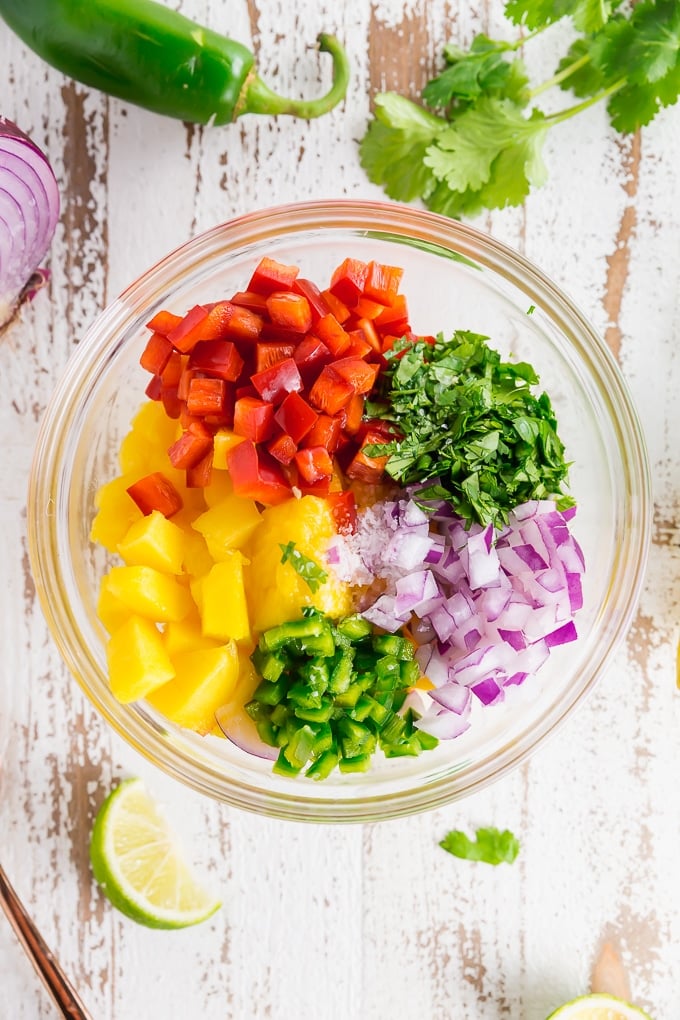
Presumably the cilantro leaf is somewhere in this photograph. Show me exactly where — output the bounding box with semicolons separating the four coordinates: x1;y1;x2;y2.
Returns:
504;0;619;33
422;34;529;110
556;38;608;97
439;826;520;865
279;542;328;594
359;93;445;203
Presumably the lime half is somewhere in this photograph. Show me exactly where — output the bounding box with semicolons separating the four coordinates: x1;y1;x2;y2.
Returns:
90;778;221;929
546;994;653;1020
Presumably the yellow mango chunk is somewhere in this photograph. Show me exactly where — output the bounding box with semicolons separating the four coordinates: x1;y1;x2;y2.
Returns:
105;565;193;623
203;471;234;507
117;509;186;574
202;553;250;643
147;642;240;734
163;609;220;655
192;495;262;561
212;429;244;470
107;615;175;703
181;529;214;578
96;582;131;634
246;495;351;631
90;472;141;552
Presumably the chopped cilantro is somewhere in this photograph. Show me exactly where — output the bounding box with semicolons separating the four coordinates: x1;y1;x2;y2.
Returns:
359;0;680;216
365;331;574;528
279;542;328;594
439;826;520;865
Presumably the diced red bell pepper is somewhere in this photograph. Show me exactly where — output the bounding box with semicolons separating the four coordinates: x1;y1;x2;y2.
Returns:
127;472;183;517
259;321;309;344
167;421;214;470
267;432;297;466
233;396;275;442
363;261;404;306
294;446;333;484
274;391;318;444
145;309;183;337
374;293;410;335
354;317;381;355
161;351;184;387
266;291;312;333
247;256;300;296
140;332;174;376
302;413;341;452
216;303;264;343
329;258;368;307
255;342;296;373
346;430;391;482
167;304;210;353
320;288;351;324
344;331;373;359
186;447;213;489
327;490;357;534
251;357;302;404
342;393;365;435
188;339;244;381
145;375;162;401
230;290;269;315
293;335;332;383
227;440;291;505
187;377;228;417
292;278;331;323
352;296;387;321
177;368;196;402
236;383;258;400
315;314;350;357
298;476;331;498
331;357;379;395
308;366;355;415
160;385;182;419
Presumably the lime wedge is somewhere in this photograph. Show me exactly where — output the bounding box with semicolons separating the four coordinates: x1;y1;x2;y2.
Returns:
546;994;654;1020
89;778;221;929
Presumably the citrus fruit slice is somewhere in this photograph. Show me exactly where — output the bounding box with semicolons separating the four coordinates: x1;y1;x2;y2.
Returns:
89;777;221;929
546;994;653;1020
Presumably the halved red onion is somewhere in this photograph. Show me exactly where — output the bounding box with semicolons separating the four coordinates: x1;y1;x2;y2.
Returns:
0;118;59;330
214;705;279;761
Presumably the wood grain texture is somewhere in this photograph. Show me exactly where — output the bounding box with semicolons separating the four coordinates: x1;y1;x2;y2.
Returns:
1;2;680;1018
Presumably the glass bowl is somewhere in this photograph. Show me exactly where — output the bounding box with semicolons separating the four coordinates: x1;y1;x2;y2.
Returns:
27;200;651;822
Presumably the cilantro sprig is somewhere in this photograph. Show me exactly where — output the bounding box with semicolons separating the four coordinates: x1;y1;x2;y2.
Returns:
279;542;328;594
360;0;680;215
365;331;574;528
439;826;520;865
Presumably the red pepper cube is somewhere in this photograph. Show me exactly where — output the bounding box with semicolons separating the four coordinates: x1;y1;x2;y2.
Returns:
298;476;331;498
266;291;313;334
145;375;162;401
355;317;381;355
344;331;373;359
233;396;275;443
255;341;297;373
188;339;244;382
375;293;410;335
247;256;300;296
302;413;342;453
161;351;184;388
353;296;387;321
327;490;357;534
315;313;350;357
227;439;291;505
293;335;332;384
231;290;269;315
145;309;183;337
331;357;379;395
251;357;302;405
274;391;318;444
259;321;309;344
160;385;182;419
346;430;391;482
140;332;173;376
186;447;213;489
320;288;351;324
127;472;183;517
294;446;333;485
218;303;264;343
308;366;355;415
177;367;196;402
167;421;214;470
267;432;297;466
342;393;365;435
187;377;228;417
329;258;368;308
363;261;404;306
167;304;210;353
292;278;331;323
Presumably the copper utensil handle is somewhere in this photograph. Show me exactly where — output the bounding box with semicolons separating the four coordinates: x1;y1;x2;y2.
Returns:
0;864;92;1019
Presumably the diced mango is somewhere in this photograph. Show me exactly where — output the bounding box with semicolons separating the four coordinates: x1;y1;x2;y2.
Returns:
147;642;240;734
246;495;352;631
117;509;186;574
212;429;245;470
192;496;262;561
106;615;175;703
202;553;251;643
90;472;141;552
104;565;193;622
119;402;178;474
163;609;221;655
203;471;234;507
181;529;215;577
96;582;131;634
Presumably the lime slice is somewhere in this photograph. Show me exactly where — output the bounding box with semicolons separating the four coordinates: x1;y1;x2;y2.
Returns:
89;778;221;929
546;994;654;1020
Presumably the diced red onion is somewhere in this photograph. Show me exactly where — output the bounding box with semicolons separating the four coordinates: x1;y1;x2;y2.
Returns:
0;118;59;330
214;705;279;761
471;677;504;706
413;703;471;740
429;681;472;714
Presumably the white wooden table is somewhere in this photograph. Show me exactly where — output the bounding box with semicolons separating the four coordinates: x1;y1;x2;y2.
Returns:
2;3;679;1018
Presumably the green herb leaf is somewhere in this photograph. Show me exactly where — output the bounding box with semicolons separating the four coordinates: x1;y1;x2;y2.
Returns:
365;331;574;527
279;542;328;594
504;0;618;33
439;826;520;865
359;94;445;203
422;34;530;111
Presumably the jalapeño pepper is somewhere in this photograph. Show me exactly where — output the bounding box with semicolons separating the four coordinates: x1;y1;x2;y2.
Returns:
0;0;349;123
